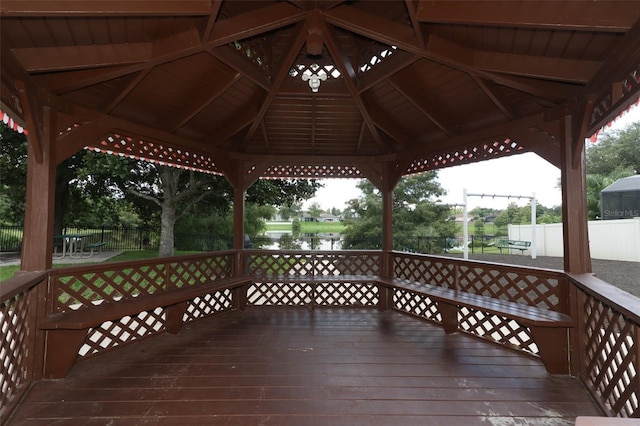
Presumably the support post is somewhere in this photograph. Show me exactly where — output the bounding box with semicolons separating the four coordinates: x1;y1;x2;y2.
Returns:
463;189;469;260
531;193;537;260
21;104;56;271
560;115;592;273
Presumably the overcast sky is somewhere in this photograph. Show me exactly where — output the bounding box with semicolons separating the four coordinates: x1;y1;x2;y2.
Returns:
304;104;640;211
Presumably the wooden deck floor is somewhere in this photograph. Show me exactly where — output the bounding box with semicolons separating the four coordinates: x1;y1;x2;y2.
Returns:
9;307;600;425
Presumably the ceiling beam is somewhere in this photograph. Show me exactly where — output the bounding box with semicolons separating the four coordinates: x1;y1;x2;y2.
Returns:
405;0;426;48
12;43;152;73
171;72;241;133
473;51;599;84
208;2;306;46
357;51;419;93
324;4;419;53
18;28;203;87
471;75;516;121
209;48;270;91
0;1;213;16
417;1;638;32
425;36;599;84
387;76;453;136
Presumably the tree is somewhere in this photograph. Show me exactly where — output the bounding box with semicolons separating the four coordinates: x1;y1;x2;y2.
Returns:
586;122;640;176
0;123;27;224
341;173;455;251
307;202;323;220
585;122;639;219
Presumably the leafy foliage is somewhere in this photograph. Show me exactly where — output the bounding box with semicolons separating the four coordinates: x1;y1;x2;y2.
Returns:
341;173;456;251
585;121;639;219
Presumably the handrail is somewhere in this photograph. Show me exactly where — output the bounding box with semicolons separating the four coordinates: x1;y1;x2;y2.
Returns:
568;272;640;322
0;270;48;303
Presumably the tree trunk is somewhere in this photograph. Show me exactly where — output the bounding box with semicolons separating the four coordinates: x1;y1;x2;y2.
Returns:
158;201;176;257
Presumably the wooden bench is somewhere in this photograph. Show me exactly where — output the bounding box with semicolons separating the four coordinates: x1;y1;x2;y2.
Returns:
375;277;574;374
39;275;254;378
497;239;531;254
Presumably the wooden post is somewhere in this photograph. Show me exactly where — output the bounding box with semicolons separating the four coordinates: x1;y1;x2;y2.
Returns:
560;115;592;274
20;102;56;271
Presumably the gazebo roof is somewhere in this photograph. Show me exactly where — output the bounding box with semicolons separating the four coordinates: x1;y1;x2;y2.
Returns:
602;175;640;193
1;1;640;180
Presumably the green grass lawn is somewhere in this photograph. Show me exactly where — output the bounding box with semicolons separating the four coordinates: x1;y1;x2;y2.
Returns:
266;221;345;233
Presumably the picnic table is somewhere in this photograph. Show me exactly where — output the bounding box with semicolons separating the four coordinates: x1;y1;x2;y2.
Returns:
53;234;97;259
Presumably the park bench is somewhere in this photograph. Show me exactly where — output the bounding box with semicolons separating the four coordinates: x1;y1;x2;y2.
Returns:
375;276;574;374
497;239;531;254
39;275;254;378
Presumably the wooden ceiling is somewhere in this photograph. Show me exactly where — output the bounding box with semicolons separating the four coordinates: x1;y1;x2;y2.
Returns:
1;1;639;181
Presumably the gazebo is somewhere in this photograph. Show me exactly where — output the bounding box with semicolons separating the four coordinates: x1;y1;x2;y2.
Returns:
601;175;640;220
2;1;640;423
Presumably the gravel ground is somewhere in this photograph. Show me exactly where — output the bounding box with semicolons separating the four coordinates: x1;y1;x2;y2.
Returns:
445;253;640;298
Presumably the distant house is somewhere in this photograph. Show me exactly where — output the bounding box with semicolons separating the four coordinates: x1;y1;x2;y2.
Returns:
301;212;340;222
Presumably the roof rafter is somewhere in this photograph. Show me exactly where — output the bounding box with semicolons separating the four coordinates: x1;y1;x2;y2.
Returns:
321;18;389;153
417;0;637;32
471;75;516;121
208;3;306;46
387;76;453;136
239;22;308;150
0;0;213;16
325;5;595;95
171;72;241;133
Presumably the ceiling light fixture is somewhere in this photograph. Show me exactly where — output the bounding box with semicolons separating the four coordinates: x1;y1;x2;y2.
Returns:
302;69;327;93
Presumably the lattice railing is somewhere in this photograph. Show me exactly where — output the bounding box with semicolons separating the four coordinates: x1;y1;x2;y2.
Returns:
6;250;640;422
391;252;567;357
245;250;381;306
574;277;640;418
392;253;566;311
245;250;381;277
0;272;47;423
47;252;238;359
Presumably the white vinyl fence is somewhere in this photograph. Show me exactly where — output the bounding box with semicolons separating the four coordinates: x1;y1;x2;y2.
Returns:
508;217;640;262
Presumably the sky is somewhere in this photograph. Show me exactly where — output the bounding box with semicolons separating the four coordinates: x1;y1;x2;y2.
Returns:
304;104;640;212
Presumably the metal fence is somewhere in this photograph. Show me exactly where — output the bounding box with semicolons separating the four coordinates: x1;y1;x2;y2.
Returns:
1;225;491;255
0;225;234;253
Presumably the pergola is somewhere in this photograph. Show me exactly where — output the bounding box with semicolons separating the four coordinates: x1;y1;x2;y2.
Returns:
2;1;640;423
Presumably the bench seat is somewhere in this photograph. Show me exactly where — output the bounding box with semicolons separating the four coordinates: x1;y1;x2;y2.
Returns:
40;275;254;378
376;276;574;374
497;239;531;253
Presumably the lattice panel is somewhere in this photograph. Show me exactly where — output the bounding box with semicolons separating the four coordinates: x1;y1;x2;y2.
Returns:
80;309;165;359
169;255;233;288
583;294;639;417
0;290;31;414
393;288;441;322
358;42;397;74
247;283;313;306
457;266;561;310
314;283;379;306
53;264;168;312
406;139;524;174
393;255;455;288
90;133;221;175
248;253;314;276
589;64;640;130
329;253;380;276
458;307;538;355
183;290;234;323
263;165;362;179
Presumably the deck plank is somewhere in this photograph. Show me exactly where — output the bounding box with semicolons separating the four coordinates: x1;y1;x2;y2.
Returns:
9;307;600;425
